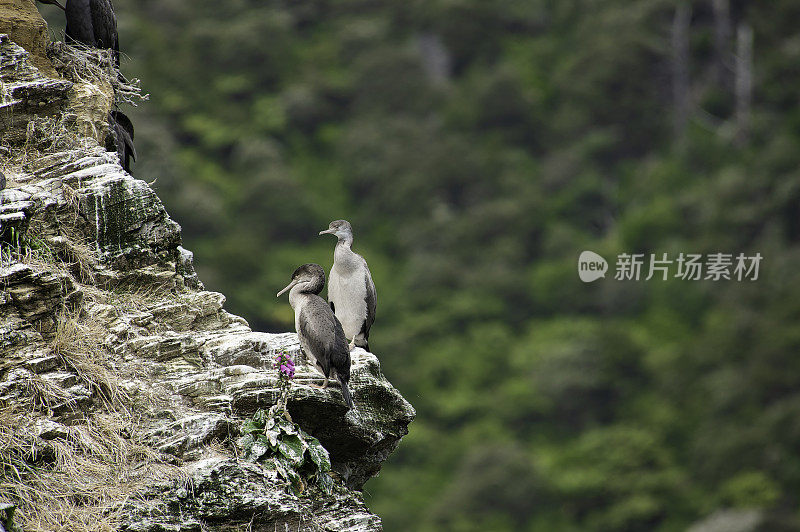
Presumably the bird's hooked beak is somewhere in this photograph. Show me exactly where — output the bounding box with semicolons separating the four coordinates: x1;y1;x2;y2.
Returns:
38;0;66;10
276;279;298;297
319;228;335;236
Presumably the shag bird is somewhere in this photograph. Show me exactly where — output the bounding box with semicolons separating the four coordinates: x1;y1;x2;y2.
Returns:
37;0;120;66
277;263;354;409
319;220;377;352
108;110;135;173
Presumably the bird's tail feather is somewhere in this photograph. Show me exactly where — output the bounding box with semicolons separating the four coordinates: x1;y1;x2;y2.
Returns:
338;377;354;410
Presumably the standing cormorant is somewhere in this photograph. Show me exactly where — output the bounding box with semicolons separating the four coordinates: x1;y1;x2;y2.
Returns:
108;110;135;173
319;220;377;352
277;263;354;409
37;0;120;66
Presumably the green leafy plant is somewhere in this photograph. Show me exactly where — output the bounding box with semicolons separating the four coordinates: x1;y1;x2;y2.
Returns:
238;349;332;495
239;408;333;495
0;226;55;265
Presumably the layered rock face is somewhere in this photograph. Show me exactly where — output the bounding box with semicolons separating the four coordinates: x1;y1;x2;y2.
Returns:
0;4;414;530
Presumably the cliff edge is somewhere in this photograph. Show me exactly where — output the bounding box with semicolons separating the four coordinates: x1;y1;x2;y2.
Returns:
0;3;414;531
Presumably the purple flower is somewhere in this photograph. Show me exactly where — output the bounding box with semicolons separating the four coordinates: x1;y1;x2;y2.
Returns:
274;351;295;379
279;364;295;378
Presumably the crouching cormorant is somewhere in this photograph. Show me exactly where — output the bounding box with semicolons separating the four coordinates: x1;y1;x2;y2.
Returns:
108;110;135;173
319;220;377;352
277;263;354;409
37;0;120;66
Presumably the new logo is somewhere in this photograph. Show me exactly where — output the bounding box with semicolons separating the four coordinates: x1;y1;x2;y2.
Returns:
578;251;608;283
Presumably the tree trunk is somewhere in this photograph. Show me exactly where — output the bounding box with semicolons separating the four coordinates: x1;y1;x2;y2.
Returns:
671;3;691;148
711;0;732;89
735;22;753;146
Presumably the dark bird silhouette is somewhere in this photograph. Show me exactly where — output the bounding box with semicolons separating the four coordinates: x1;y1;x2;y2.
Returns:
0;170;6;190
277;264;354;409
108;110;135;173
319;220;377;352
37;0;120;67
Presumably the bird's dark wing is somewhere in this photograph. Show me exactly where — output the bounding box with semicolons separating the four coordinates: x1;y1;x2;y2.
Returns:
126;133;136;161
91;0;117;48
330;338;351;383
109;112;135;172
65;0;95;46
299;296;349;377
329;307;351;381
111;111;134;140
327;268;335;312
361;259;377;340
116;124;134;171
112;111;136;160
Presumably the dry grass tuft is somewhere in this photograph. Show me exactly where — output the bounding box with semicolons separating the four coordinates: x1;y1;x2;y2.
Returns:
0;308;183;531
50;203;98;286
56;235;97;285
50;312;127;410
24;116;83;154
0;299;185;530
0;274;191;529
105;281;176;310
18;370;75;412
5;190;98;284
47;41;148;108
4;115;86;169
0;406;182;531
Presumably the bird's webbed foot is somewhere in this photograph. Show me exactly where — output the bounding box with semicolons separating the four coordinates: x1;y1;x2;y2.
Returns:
308;376;330;389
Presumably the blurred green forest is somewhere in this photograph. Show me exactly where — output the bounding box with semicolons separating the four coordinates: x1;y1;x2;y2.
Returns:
42;0;800;529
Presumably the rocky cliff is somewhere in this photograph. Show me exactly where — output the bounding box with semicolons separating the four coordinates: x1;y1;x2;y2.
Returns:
0;3;414;530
